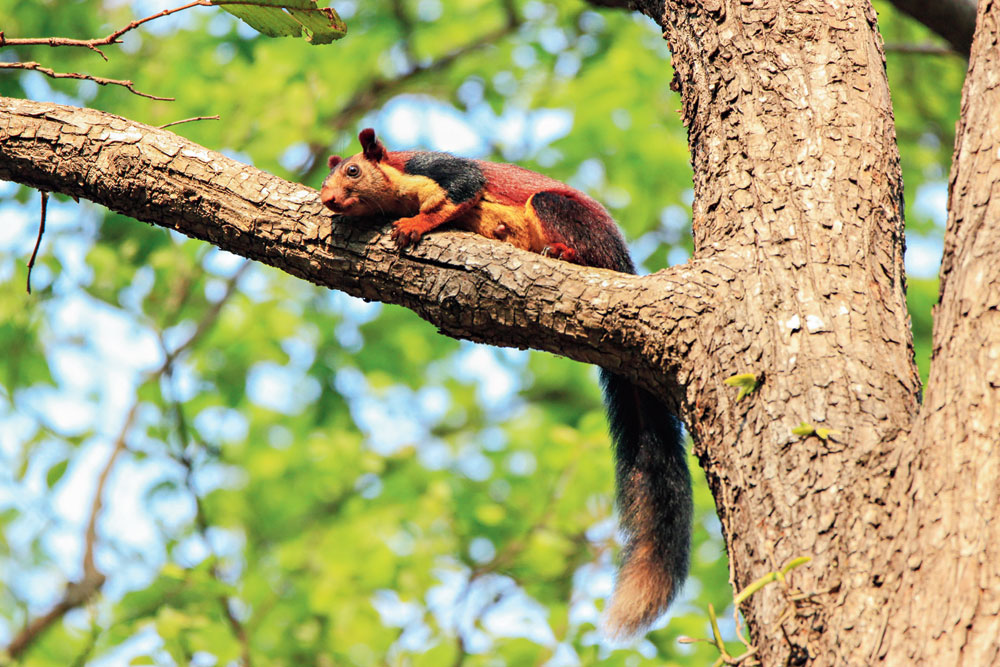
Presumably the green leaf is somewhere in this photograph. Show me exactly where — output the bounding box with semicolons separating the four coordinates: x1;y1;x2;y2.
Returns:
413;642;457;667
213;1;347;44
791;422;816;437
45;459;69;488
723;372;760;401
286;8;348;43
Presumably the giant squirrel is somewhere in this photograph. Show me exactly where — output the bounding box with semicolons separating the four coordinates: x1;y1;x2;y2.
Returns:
321;128;693;637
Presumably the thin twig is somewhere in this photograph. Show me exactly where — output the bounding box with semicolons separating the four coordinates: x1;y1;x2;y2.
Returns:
333;21;520;129
6;599;79;659
222;596;253;667
68;614;102;667
83;404;140;579
0;1;332;58
26;190;47;294
452;631;468;667
159;115;221;129
733;606;754;652
724;648;759;665
160;261;250;373
0;1;212;60
0;62;174;101
884;42;957;56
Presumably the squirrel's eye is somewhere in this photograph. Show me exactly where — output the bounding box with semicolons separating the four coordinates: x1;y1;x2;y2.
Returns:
345;164;361;178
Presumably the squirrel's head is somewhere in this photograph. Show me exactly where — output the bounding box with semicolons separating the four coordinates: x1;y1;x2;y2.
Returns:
320;128;393;216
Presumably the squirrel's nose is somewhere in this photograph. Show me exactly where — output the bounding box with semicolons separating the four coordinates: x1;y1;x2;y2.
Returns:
320;186;339;210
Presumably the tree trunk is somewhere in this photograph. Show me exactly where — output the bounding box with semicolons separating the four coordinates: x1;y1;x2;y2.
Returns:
655;0;921;663
879;1;1000;663
654;0;1000;663
1;0;999;664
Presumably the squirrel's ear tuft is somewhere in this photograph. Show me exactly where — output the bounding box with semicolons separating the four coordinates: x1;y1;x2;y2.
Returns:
327;155;342;169
359;128;386;162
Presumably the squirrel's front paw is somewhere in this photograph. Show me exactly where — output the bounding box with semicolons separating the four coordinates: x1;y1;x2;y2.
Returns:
391;218;428;248
542;242;578;262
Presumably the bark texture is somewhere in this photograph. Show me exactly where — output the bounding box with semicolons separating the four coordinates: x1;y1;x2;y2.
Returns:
659;0;924;664
879;1;1000;663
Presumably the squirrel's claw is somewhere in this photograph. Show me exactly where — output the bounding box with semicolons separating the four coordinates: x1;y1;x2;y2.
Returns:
542;242;578;263
390;220;424;248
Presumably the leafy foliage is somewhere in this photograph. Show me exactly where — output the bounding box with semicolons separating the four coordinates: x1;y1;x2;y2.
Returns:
0;0;961;664
214;0;347;44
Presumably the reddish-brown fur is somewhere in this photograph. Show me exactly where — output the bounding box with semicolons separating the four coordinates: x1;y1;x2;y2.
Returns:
603;468;675;638
320;134;619;263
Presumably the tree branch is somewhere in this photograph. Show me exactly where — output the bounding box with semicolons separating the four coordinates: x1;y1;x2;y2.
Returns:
159;115;221;129
0;62;174;101
886;0;976;57
883;42;960;56
325;7;521;132
3;237;250;660
877;2;1000;660
25;190;47;294
0;96;709;401
0;1;214;59
583;0;665;24
4;402;136;659
0;1;330;59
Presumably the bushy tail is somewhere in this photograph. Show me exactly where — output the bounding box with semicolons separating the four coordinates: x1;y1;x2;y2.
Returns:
599;368;693;638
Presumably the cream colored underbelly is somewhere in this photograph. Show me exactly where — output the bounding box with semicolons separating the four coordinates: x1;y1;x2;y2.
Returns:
458;196;547;253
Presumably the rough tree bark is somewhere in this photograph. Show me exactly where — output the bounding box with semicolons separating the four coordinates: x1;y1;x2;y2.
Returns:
657;0;921;664
646;0;998;664
880;0;1000;663
1;0;998;665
